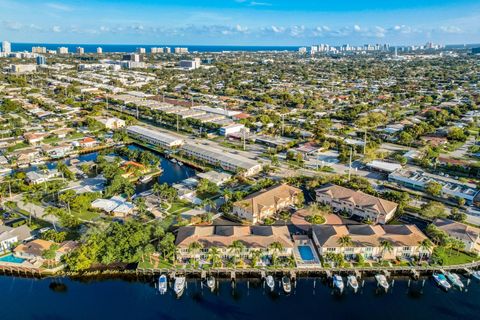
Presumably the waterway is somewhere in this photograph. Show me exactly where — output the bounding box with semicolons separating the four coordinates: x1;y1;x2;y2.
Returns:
0;275;478;320
21;144;196;192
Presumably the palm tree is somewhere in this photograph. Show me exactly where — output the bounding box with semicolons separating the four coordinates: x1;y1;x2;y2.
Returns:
229;240;245;256
418;239;433;261
202;198;216;213
188;242;203;264
207;247;221;268
337;235;353;248
250;249;262;268
269;241;284;255
380;240;394;259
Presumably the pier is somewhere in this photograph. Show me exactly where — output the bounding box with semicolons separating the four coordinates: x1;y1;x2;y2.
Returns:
135;260;480;280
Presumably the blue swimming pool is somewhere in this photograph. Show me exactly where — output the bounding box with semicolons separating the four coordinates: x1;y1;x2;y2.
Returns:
0;254;25;264
298;246;315;261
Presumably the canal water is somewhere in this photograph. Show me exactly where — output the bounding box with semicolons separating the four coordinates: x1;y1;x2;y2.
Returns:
0;276;478;320
22;144;196;191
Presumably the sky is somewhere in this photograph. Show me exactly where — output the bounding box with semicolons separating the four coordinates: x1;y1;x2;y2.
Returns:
0;0;479;46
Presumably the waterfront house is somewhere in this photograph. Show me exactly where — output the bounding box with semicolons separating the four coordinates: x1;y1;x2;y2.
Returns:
0;225;32;254
91;196;135;217
433;218;480;253
14;239;77;262
315;184;398;224
312;224;430;260
9;148;40;165
79;137;99;149
26;169;60;185
175;225;294;261
232;184;303;224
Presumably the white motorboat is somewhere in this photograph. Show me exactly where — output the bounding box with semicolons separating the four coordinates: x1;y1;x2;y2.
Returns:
445;272;464;289
282;276;292;294
332;275;344;292
158;275;168;295
347;275;359;292
472;271;480;281
265;275;275;291
178;162;184;166
375;274;390;292
171;159;177;163
206;276;215;290
433;273;452;291
139;175;152;184
174;276;186;297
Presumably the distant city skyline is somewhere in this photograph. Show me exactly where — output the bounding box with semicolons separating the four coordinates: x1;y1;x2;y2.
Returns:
0;1;479;45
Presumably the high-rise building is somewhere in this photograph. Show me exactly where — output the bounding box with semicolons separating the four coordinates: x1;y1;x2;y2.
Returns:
150;47;164;54
174;47;188;54
57;47;69;54
36;55;46;65
179;58;201;70
165;47;171;54
32;46;47;54
122;53;141;62
1;41;11;54
76;47;85;55
136;47;146;54
97;47;103;54
298;47;307;54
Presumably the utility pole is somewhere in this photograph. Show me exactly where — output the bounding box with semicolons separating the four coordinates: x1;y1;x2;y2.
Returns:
243;129;246;151
176;114;179;132
364;128;367;155
348;147;353;181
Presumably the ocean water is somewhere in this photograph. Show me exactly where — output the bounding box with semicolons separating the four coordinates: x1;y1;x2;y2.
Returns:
12;43;300;53
0;275;478;320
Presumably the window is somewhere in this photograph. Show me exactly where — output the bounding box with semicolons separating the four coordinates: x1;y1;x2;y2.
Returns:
327;248;336;252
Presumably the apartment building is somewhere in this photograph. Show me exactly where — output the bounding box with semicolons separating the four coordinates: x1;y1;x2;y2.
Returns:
316;183;398;224
180;142;262;176
126;125;184;149
233;184;303;223
175;225;294;261
312;224;431;260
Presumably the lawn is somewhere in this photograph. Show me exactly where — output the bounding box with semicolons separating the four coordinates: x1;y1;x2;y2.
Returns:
167;200;193;214
73;210;100;221
433;247;479;266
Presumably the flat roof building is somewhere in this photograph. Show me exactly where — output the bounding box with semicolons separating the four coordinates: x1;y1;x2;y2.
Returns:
126;125;184;149
180;142;262;176
389;169;479;204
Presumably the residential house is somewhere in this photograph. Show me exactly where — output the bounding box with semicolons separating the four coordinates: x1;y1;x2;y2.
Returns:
433;218;480;253
0;225;32;254
26;169;60;185
315;183;398;224
79;137;98;149
14;239;77;261
232;184;303;223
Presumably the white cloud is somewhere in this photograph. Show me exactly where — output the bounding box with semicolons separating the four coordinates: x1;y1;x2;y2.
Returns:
52;25;61;32
45;3;73;12
439;26;463;34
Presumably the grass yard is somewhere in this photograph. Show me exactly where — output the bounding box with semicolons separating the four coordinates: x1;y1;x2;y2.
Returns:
433;247;479;266
167;200;193;214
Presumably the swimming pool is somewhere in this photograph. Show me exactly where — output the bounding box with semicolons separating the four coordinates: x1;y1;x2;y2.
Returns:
298;246;315;261
0;254;25;264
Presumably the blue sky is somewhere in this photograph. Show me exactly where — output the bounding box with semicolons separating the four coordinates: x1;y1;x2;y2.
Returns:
0;0;479;45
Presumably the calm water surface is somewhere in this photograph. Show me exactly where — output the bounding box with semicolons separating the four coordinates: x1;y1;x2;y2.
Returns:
0;276;479;320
